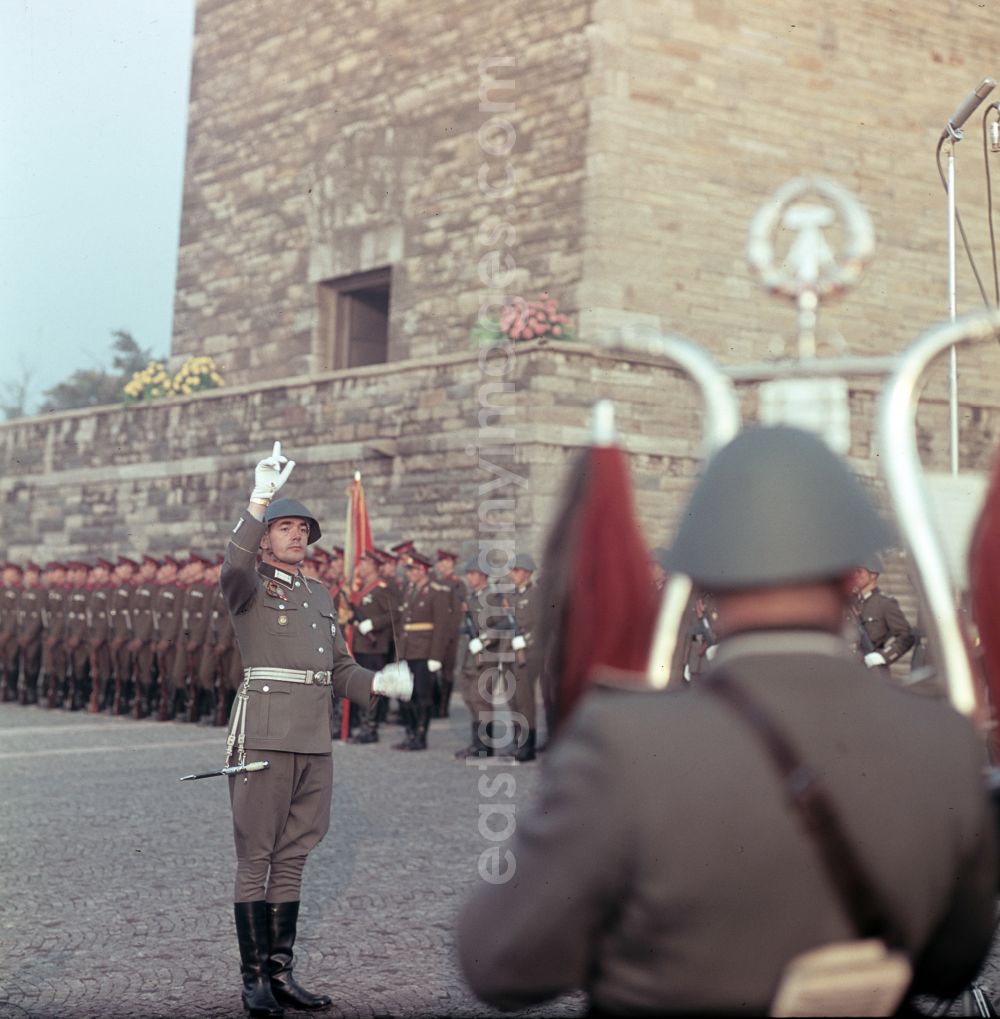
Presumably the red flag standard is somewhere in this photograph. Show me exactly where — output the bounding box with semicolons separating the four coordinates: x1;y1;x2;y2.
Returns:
340;471;374;738
536;434;660;736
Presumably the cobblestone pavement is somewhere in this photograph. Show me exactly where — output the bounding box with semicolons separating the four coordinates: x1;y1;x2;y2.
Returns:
0;700;583;1019
3;700;1000;1019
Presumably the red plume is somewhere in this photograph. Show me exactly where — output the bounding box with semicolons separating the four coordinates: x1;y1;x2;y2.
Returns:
536;444;660;736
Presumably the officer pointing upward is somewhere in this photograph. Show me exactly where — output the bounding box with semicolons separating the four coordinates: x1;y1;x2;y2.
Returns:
221;442;413;1018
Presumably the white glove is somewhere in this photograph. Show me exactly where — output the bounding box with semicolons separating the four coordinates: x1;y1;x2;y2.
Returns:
372;661;413;701
427;659;442;673
683;664;691;682
251;441;295;503
511;635;526;652
468;637;484;655
864;651;887;667
705;644;718;661
357;618;374;635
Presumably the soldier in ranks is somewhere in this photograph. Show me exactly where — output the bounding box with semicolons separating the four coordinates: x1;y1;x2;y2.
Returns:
174;552;213;722
209;556;244;726
395;549;450;751
86;557;114;713
41;561;69;709
372;547;404;727
153;554;184;720
455;558;506;759
433;549;465;718
390;541;415;600
0;562;23;702
17;561;44;705
850;553;916;677
63;560;92;711
349;550;399;744
507;553;540;763
108;556;137;715
128;554;159;718
682;592;720;681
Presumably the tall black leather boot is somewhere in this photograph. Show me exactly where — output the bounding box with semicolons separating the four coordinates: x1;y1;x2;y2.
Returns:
234;901;284;1018
267;901;332;1011
454;721;489;759
408;706;430;750
392;701;417;750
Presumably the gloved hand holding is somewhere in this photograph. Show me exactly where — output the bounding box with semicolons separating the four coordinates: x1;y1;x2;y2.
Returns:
864;651;887;668
511;635;526;652
251;441;295;503
372;660;413;701
357;618;374;636
468;637;484;656
428;659;442;673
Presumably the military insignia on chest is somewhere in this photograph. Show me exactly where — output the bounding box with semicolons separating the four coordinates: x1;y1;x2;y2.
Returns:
278;614;289;626
265;581;282;598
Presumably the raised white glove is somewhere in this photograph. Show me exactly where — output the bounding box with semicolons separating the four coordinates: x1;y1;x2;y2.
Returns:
251;440;295;503
357;618;374;635
864;651;887;668
427;659;442;673
511;634;526;652
467;637;484;655
372;661;413;701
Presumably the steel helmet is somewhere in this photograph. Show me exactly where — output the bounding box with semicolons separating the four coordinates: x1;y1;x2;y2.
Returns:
663;425;894;590
264;498;322;545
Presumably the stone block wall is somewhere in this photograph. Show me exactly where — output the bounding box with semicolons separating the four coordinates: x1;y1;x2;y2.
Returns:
173;0;591;383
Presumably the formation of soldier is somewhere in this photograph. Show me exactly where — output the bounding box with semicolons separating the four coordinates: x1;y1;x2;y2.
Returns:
0;544;542;761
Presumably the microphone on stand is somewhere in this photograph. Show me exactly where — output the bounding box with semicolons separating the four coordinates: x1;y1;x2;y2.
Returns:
942;77;996;140
990;116;1000;153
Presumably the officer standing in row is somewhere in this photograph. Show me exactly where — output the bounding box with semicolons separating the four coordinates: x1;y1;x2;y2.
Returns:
86;557;113;713
851;553;915;676
41;560;68;709
394;550;449;751
454;558;502;759
349;550;399;744
1;562;23;701
220;442;412;1018
108;556;136;715
17;561;44;705
458;425;997;1014
433;549;465;718
128;555;159;718
507;553;540;763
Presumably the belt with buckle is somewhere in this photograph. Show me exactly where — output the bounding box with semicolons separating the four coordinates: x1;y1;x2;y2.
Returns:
243;667;332;686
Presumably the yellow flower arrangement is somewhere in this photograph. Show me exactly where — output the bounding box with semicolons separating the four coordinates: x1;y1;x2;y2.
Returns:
123;361;173;405
170;355;224;396
123;355;224;405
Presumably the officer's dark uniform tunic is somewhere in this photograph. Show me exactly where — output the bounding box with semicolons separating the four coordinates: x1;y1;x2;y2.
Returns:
350;577;397;740
87;583;112;711
0;583;20;700
42;582;67;707
108;581;133;714
508;579;539;731
129;580;157;718
855;586;915;676
221;509;376;903
17;584;44;704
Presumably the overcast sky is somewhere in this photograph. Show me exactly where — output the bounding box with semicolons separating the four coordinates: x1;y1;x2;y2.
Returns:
1;0;196;412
